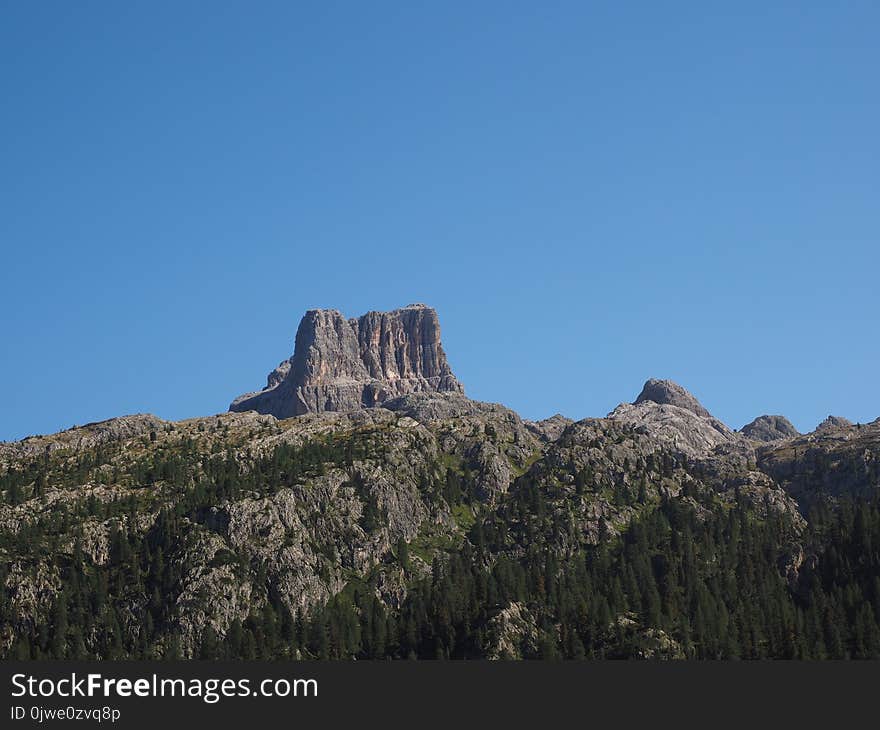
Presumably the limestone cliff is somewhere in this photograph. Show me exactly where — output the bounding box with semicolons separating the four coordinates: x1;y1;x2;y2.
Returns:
230;304;463;418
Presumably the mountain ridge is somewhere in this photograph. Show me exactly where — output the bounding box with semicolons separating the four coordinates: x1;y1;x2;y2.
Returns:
1;305;878;661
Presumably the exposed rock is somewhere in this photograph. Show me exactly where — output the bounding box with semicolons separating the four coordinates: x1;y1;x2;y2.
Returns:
609;614;686;659
2;414;168;459
382;391;483;421
485;602;540;660
634;379;711;418
525;414;574;442
814;415;853;433
719;470;805;527
515;412;801;556
379;393;520;431
780;544;818;595
741;415;800;442
384;391;541;499
608;401;737;458
757;419;880;508
230;304;463;418
266;360;291;388
173;527;254;655
606;379;739;459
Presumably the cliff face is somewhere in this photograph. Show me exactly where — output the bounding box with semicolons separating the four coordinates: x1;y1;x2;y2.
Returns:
230;304;463;418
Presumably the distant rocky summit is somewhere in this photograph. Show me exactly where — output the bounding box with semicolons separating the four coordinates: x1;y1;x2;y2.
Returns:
814;415;854;433
634;378;711;418
741;415;800;442
230;304;463;418
610;379;736;458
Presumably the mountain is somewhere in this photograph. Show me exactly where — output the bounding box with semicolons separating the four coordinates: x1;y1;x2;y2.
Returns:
741;415;801;442
633;378;712;418
608;379;738;458
230;304;462;418
815;415;854;433
758;416;880;506
1;307;879;661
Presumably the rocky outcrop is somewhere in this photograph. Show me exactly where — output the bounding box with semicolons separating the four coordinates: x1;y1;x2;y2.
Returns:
741;415;800;442
485;602;540;659
756;418;880;507
230;304;463;418
814;415;853;433
634;379;711;418
384;391;541;499
609;379;737;458
525;414;574;443
0;414;169;463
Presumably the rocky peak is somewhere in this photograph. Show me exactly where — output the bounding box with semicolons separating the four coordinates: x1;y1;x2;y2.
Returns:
634;379;711;418
607;378;737;458
230;304;463;418
355;304;455;384
290;309;369;386
814;415;853;433
741;415;800;442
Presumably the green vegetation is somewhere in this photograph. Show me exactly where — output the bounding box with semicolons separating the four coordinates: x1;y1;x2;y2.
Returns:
232;489;880;660
1;419;879;661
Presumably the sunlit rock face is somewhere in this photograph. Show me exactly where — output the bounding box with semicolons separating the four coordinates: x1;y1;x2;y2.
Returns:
741;415;800;443
230;304;463;418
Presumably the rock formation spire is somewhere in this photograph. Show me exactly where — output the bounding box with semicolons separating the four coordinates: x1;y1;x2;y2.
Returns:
230;304;463;418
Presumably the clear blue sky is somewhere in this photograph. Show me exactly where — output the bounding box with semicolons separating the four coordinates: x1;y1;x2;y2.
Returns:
2;1;878;441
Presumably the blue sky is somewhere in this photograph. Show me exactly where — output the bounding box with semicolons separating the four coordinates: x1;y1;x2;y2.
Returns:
1;1;878;441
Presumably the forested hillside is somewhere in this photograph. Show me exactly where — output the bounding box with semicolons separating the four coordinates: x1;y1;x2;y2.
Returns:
1;391;878;659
